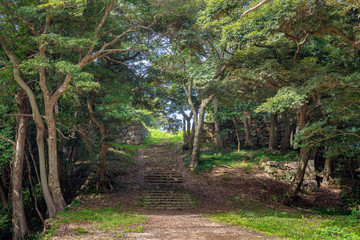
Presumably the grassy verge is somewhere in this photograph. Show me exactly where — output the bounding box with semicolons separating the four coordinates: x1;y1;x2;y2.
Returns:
195;147;300;172
206;207;360;240
43;207;146;239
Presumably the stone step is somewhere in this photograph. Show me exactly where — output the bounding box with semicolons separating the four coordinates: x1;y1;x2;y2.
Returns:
145;184;184;190
144;192;190;196
140;144;195;210
143;198;192;202
145;181;184;185
144;169;179;172
144;176;183;180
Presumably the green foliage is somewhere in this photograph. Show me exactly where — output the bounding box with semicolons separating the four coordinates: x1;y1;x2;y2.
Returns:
207;208;360;239
0;204;11;240
255;87;308;113
0;126;13;170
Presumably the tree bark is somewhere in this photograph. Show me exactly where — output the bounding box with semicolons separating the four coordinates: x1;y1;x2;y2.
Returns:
0;36;57;217
282;110;291;150
269;113;278;150
38;37;66;213
293;103;310;196
322;157;332;184
189;107;198;150
183;119;186;142
213;98;224;149
11;90;30;239
190;94;216;169
181;110;193;150
46;108;66;212
86;98;113;190
243;111;255;147
232;117;241;152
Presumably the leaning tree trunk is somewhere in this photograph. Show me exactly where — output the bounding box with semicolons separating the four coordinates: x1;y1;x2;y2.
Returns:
282;110;291;150
243;111;255;147
0;37;57;217
213;98;224;149
11;90;30;239
284;103;310;204
269;113;278;150
190;94;216;170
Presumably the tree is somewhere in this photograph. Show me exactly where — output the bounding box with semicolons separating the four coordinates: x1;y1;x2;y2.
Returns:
11;90;30;240
0;0;184;216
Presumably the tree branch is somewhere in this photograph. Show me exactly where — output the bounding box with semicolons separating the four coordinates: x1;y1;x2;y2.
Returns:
240;0;270;18
1;136;15;146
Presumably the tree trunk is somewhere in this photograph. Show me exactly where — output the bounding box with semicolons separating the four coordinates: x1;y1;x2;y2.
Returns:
290;103;310;199
295;147;311;193
322;157;332;184
0;37;57;217
187;112;192;142
232;117;241;152
86;98;113;190
189;111;197;150
183;119;186;142
11;90;30;239
243;111;255;147
213;98;224;149
269;113;278;150
45;108;66;212
97;142;112;190
190;94;215;169
282;110;291;150
181;111;193;150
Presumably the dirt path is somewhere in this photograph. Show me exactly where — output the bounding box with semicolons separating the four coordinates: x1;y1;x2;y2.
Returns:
124;212;271;240
123;143;273;239
49;143;283;239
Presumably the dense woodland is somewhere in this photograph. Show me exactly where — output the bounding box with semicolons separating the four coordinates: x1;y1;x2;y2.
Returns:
0;0;360;239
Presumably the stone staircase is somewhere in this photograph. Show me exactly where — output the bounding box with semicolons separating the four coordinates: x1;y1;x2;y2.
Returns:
141;144;194;210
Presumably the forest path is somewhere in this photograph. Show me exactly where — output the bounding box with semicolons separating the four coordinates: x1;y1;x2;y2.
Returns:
124;142;272;240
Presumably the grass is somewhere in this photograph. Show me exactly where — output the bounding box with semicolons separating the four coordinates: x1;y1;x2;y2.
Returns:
144;128;183;144
206;207;360;240
112;128;183;158
195;147;300;172
43;207;146;238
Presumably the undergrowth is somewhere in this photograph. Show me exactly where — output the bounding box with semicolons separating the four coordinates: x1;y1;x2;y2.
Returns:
194;146;299;172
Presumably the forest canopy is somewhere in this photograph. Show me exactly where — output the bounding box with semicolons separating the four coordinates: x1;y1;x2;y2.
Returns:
0;0;359;239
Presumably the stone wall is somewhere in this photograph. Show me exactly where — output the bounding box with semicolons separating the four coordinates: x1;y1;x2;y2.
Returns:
115;121;149;145
261;158;318;191
203;117;293;147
